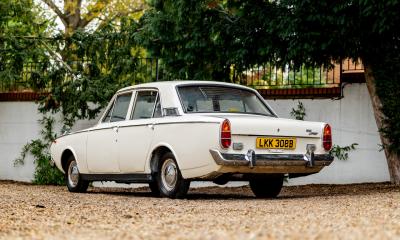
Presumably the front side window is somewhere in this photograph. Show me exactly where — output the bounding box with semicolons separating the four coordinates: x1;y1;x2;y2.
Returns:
110;92;132;122
177;85;274;116
131;91;158;119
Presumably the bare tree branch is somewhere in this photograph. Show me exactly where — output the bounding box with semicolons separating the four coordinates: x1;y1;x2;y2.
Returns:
79;0;111;28
95;6;145;31
41;0;67;27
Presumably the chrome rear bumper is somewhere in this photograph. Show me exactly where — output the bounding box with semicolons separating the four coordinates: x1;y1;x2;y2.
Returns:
209;149;333;168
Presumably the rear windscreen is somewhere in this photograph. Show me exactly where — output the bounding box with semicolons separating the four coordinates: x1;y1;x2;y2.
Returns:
177;85;274;116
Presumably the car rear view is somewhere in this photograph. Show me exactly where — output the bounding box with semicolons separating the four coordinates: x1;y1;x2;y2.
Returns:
177;83;334;197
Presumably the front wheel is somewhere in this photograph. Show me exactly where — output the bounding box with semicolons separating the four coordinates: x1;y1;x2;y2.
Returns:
249;175;284;198
156;152;190;199
65;156;89;193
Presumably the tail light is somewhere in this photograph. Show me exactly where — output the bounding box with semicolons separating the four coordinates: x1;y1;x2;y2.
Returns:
220;119;231;149
323;124;332;151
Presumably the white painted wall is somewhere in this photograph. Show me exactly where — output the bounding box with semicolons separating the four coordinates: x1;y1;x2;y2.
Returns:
0;103;99;182
268;83;389;184
0;83;390;184
0;102;40;181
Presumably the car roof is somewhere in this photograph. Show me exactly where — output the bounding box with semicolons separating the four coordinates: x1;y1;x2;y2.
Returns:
116;80;252;93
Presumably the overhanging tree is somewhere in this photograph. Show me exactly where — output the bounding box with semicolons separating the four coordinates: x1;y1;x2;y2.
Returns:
0;0;51;90
31;0;148;126
138;0;400;184
3;1;145;185
41;0;146;37
277;0;400;184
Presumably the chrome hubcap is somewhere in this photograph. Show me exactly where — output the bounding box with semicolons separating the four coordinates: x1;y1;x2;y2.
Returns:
161;158;178;191
68;160;80;187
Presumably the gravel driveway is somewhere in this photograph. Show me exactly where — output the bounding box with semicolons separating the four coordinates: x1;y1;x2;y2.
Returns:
0;181;399;240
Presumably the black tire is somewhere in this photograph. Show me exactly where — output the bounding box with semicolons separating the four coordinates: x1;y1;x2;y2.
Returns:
65;155;89;193
148;181;160;197
156;152;190;199
249;175;284;198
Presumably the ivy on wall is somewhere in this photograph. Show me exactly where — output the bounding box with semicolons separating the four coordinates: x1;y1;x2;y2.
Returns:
290;101;306;120
330;143;359;161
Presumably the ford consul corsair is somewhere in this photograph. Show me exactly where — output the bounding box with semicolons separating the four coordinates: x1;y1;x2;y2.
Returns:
50;81;334;198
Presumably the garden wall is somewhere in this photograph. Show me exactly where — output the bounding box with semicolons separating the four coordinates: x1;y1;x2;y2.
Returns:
0;83;389;185
269;83;389;185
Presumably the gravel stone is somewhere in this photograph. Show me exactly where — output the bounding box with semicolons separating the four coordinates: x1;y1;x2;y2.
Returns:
0;181;399;240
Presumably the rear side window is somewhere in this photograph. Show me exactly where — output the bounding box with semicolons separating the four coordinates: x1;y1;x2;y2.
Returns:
110;93;132;122
131;91;158;119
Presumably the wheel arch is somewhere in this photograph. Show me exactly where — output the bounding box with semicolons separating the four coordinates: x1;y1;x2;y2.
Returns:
60;147;79;173
148;143;180;174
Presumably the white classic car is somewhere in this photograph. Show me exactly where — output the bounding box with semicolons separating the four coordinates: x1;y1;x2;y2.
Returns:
51;81;333;198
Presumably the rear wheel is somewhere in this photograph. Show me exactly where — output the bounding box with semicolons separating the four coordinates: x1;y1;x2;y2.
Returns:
65;155;89;193
249;175;284;198
156;152;190;199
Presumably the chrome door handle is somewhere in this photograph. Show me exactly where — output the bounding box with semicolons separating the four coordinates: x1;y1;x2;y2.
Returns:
148;124;154;130
113;126;119;133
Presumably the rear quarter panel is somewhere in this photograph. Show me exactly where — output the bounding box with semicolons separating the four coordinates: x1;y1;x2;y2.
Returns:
148;117;222;179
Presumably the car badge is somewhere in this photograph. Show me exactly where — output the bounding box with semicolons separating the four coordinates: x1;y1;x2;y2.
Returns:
306;129;318;135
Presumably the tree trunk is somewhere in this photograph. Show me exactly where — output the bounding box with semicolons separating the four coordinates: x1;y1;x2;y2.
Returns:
364;65;400;184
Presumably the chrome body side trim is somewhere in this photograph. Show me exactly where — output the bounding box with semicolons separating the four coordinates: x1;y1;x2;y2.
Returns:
56;121;221;139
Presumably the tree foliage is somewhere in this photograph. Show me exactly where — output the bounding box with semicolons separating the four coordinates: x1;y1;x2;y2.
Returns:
41;0;146;36
2;1;145;184
0;0;52;90
1;1;145;128
138;0;228;80
38;18;143;129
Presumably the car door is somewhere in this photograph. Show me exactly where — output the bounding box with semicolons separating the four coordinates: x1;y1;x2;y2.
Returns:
86;92;133;173
117;90;161;173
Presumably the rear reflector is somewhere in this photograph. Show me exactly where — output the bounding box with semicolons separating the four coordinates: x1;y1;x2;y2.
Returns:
220;119;231;149
323;124;332;151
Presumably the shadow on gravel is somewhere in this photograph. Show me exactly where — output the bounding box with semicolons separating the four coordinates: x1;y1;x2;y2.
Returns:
85;182;397;200
87;186;255;199
279;182;397;199
87;189;255;199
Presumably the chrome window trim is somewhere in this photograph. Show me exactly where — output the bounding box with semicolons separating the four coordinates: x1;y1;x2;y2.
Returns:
129;91;138;120
151;92;162;118
126;90;137;121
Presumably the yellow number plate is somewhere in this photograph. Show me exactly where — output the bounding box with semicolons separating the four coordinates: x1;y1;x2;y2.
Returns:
256;137;297;149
